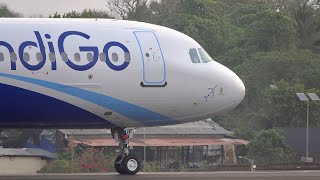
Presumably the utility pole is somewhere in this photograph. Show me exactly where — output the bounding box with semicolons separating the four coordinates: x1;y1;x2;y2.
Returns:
306;101;309;159
144;128;146;171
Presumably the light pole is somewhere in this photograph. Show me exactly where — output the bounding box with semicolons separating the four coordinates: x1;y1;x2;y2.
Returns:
144;128;146;171
296;93;320;162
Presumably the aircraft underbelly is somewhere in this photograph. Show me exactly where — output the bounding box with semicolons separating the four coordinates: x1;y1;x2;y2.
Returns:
0;83;115;128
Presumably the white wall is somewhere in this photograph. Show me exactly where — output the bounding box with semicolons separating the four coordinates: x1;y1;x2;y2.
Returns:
0;157;48;174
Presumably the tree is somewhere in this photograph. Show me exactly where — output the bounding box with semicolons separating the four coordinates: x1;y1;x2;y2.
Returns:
244;10;298;52
49;10;113;19
256;0;320;52
0;4;21;17
160;0;246;58
106;0;149;20
299;10;320;52
263;80;320;128
233;128;256;140
234;49;320;122
164;14;226;56
247;129;291;163
148;0;181;25
233;128;257;157
180;0;230;18
63;10;113;18
292;0;320;52
49;12;62;18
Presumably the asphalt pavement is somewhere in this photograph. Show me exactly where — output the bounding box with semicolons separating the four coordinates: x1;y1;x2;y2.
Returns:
1;171;320;180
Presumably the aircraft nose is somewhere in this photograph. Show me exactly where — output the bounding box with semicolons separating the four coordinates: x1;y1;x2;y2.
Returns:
232;73;245;103
224;68;245;106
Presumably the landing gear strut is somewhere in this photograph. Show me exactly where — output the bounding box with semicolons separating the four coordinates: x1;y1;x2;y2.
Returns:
111;128;141;175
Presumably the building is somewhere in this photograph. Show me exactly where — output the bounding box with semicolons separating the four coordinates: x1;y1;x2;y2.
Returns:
0;120;248;170
0;129;65;153
61;119;248;169
0;148;55;174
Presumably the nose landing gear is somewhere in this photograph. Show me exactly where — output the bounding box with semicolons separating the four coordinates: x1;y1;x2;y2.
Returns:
111;128;141;175
115;154;140;175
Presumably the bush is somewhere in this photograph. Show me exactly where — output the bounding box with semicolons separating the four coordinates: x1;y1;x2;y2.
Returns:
39;146;116;173
247;129;291;163
39;160;71;173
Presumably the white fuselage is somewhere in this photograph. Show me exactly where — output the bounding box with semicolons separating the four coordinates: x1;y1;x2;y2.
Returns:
0;18;245;128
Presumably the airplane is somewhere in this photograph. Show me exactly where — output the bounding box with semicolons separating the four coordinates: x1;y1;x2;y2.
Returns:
0;18;245;175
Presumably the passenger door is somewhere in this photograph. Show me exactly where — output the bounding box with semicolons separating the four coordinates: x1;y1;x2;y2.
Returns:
134;31;167;87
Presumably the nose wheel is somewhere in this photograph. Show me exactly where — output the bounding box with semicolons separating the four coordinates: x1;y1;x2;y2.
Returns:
112;128;141;175
115;155;141;175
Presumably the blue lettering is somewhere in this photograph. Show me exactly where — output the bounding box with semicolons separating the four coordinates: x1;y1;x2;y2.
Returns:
0;41;16;70
45;34;57;70
18;31;46;71
103;41;130;71
58;31;98;71
1;31;131;72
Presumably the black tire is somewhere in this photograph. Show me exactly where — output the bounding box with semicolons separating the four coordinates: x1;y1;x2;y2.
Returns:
121;155;141;175
114;155;125;174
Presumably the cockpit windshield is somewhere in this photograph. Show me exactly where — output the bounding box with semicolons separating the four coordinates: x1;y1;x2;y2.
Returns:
198;48;214;63
189;48;201;63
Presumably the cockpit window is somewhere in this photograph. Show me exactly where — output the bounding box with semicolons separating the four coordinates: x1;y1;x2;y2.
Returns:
189;48;201;63
198;48;214;63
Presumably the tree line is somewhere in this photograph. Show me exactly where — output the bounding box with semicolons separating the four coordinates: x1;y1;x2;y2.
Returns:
1;0;320;133
1;0;320;163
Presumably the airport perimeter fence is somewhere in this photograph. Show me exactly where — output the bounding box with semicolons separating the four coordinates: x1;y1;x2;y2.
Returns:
141;146;224;171
39;145;320;173
130;146;320;172
141;147;320;172
246;152;320;165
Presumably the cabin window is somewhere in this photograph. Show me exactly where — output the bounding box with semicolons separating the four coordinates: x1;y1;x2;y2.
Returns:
189;48;200;63
74;53;81;62
124;52;131;62
23;52;30;62
10;52;17;62
61;52;68;62
99;53;106;62
87;53;93;62
49;52;56;62
0;52;4;62
36;52;43;62
112;53;118;62
198;48;213;63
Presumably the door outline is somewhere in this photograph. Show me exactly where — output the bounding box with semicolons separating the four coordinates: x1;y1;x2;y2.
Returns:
133;31;167;87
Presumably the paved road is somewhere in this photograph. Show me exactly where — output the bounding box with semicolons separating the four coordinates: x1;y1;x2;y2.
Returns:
1;171;320;180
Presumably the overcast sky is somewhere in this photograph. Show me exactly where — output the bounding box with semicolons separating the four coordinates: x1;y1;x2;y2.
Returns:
0;0;109;17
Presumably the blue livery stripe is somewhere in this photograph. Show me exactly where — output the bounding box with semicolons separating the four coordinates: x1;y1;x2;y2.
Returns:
0;83;114;128
0;73;176;126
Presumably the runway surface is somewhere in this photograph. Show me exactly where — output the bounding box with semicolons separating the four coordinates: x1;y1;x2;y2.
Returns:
1;171;320;180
